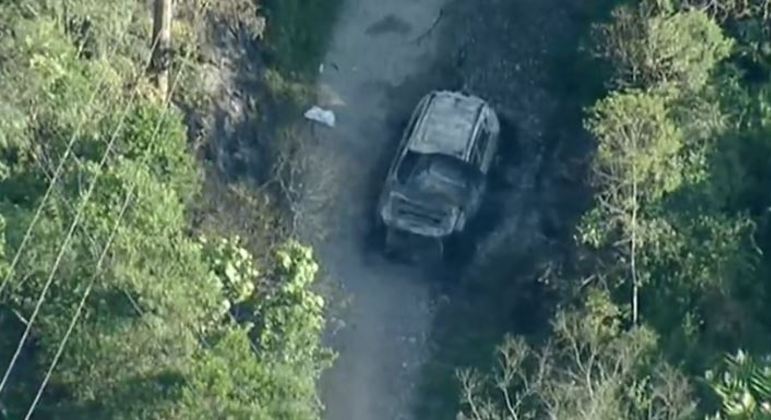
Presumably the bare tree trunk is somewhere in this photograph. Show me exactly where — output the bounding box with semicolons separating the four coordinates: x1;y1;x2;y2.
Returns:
631;222;638;324
631;164;638;325
151;0;172;100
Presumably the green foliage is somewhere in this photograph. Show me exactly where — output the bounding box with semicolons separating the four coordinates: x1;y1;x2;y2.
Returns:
636;211;763;369
200;236;258;309
0;2;331;419
262;0;343;78
647;213;756;292
575;0;771;417
111;103;201;203
677;0;771;71
174;327;274;420
457;290;697;420
173;244;333;420
597;3;733;92
456;0;771;418
0;10;119;181
587;90;683;209
708;80;771;214
581;89;685;315
205;0;266;40
263;68;314;113
648;10;733;90
706;350;771;419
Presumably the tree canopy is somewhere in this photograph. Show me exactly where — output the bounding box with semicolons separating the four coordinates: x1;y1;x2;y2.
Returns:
0;1;331;419
459;0;771;418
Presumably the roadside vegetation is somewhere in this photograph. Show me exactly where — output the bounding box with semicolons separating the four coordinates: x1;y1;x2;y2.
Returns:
3;0;771;419
0;1;339;419
457;0;771;419
262;0;342;78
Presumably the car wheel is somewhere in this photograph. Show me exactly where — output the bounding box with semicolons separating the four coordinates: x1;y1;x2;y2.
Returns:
383;228;402;260
443;233;473;268
365;214;385;249
407;237;442;265
385;229;422;264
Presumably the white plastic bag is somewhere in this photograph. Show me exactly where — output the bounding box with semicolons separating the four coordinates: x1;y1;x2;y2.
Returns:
304;106;336;128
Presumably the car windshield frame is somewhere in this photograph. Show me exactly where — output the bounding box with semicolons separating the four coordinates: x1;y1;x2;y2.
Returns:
395;151;481;206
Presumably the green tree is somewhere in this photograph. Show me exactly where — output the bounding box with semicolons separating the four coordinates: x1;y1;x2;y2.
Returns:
582;90;684;323
457;290;697;420
706;350;771;419
0;3;332;418
596;2;733;92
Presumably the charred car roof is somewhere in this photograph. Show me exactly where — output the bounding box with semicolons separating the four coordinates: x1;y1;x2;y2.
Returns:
407;91;487;161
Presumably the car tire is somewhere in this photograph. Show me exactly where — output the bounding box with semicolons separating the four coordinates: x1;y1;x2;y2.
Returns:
366;212;386;249
384;228;404;261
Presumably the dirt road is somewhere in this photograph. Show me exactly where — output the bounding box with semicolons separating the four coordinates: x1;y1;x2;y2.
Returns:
293;0;597;417
294;0;452;419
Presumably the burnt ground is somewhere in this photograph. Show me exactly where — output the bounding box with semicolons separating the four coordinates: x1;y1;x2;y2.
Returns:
415;0;612;418
294;0;613;418
202;0;613;418
296;0;610;417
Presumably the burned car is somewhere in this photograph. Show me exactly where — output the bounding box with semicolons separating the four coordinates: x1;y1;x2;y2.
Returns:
376;90;500;260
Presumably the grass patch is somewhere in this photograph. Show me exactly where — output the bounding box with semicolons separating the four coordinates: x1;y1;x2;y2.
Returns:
262;0;344;79
263;68;315;115
192;169;289;265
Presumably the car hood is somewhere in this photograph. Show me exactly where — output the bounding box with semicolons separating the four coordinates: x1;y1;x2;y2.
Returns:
380;189;460;238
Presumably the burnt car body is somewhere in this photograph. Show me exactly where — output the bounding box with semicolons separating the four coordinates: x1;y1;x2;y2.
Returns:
376;90;500;260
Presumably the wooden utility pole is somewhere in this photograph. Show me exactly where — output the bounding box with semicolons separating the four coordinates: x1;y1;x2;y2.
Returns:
151;0;172;100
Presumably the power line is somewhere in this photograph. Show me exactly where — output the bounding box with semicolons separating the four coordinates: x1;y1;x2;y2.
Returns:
0;19;162;298
0;22;169;397
22;188;133;420
24;91;266;420
21;5;213;416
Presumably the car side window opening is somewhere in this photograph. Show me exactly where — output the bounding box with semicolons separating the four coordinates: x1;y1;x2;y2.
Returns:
404;112;420;141
395;151;479;204
402;96;430;145
396;151;422;184
391;104;425;175
472;126;491;167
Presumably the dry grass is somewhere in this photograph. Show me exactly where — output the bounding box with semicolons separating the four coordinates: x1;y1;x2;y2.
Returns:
192;169;288;265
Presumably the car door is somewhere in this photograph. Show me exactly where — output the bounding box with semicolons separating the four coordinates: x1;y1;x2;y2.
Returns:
379;94;432;215
387;94;432;182
477;108;500;173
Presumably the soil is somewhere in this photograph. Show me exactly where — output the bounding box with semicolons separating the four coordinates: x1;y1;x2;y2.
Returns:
293;1;451;419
